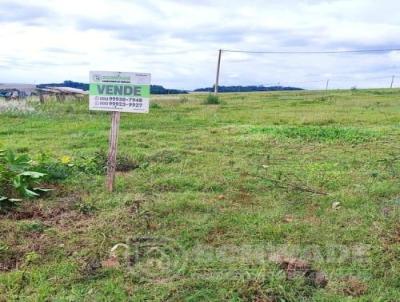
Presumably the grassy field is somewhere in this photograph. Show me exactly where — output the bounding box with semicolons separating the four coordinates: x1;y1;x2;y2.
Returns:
0;89;400;301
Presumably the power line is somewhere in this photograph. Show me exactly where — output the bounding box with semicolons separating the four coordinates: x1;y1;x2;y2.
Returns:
250;76;399;86
213;48;400;94
275;76;398;85
269;80;325;85
328;75;397;82
222;48;400;54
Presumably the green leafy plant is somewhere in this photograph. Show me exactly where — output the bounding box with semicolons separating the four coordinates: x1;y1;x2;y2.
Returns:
19;221;46;233
0;242;9;253
23;251;40;266
75;201;97;214
35;153;73;183
0;149;51;211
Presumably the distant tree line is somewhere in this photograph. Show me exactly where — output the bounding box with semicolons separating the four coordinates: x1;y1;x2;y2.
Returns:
150;85;187;95
38;81;188;95
194;85;303;92
37;81;89;91
37;81;304;94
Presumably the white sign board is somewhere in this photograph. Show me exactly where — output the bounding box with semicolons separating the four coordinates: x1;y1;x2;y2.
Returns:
89;71;151;113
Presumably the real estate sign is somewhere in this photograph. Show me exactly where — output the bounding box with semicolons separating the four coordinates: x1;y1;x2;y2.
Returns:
89;71;151;113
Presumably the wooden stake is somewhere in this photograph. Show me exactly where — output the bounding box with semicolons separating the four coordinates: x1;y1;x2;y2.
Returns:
106;111;121;192
39;92;45;104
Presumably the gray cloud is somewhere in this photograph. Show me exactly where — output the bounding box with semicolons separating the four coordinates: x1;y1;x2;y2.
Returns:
0;1;52;25
1;0;400;89
0;56;89;70
75;18;163;41
45;47;86;55
173;27;246;43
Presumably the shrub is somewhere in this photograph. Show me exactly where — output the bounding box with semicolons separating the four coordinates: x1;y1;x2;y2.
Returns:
93;150;140;173
204;94;220;105
150;103;162;109
179;96;189;103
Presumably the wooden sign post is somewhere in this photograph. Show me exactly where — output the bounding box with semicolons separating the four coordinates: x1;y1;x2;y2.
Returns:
89;71;151;192
106;111;121;192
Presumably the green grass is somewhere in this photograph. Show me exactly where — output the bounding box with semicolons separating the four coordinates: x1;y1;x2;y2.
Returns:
0;89;400;301
250;125;378;143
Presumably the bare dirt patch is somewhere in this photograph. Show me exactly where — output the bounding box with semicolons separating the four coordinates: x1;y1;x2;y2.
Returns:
0;254;21;272
204;226;227;244
237;279;285;302
386;223;400;244
341;276;368;297
269;254;328;288
0;195;92;272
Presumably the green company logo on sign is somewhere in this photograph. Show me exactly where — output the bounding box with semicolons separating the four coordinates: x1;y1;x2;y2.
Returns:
89;71;151;113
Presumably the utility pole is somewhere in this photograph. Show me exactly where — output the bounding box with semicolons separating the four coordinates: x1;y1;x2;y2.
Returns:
390;75;395;88
214;49;222;95
325;79;330;91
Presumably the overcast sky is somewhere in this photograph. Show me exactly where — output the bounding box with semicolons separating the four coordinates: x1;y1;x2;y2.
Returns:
1;0;400;89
